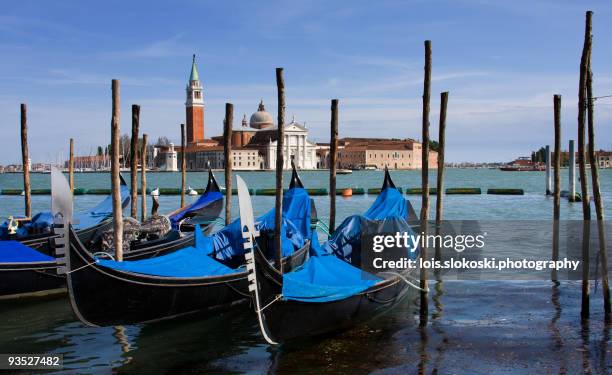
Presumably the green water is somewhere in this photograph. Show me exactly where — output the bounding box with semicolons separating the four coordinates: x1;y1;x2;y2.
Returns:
0;169;611;374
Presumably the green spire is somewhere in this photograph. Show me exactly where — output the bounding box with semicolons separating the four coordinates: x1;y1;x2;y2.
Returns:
189;54;199;81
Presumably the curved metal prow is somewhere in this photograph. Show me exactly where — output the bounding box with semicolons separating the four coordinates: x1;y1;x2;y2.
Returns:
382;166;397;190
289;161;304;189
204;166;221;194
237;175;277;345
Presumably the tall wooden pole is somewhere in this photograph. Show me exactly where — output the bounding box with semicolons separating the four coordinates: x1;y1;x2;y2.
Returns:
553;96;561;220
224;103;233;226
180;123;186;208
545;145;552;195
274;67;285;272
552;95;561;282
130;104;140;219
586;69;611;320
578;10;592;320
329;99;339;233
435;92;448;226
69;138;75;194
420;40;432;326
569;140;576;202
141;134;148;222
20;104;31;218
111;79;123;261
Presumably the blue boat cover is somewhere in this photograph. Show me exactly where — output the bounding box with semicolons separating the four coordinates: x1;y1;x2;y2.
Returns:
282;254;380;302
364;187;408;220
0;241;55;263
283;186;414;303
0;183;130;239
97;227;235;277
168;190;223;227
97;187;312;278
213;187;311;262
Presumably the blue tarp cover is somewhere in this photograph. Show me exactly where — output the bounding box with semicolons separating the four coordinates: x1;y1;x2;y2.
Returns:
169;190;223;227
0;241;55;263
364;187;408;220
213;187;311;261
0;183;130;239
282;254;380;302
97;226;235;277
284;186;412;302
97;187;312;278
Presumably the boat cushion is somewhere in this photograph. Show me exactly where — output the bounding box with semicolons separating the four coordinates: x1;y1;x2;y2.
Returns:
0;241;55;263
282;254;381;303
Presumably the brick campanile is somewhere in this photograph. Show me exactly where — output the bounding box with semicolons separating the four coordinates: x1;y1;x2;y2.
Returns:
186;54;204;143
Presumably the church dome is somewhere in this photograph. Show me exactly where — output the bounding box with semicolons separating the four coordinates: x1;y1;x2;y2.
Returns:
249;100;274;129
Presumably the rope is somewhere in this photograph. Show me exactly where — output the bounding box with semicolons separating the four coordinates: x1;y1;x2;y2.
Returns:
65;259;99;274
257;294;282;313
379;271;430;292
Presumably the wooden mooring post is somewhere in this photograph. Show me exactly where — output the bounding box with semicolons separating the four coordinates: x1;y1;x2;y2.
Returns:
69;138;75;194
578;10;592;320
141;134;148;222
20;103;31;218
110;79;123;261
420;40;432;326
435;92;448;226
586;66;611;320
180;123;186;208
569;140;576;202
545;145;552;195
274;68;286;272
329;99;339;233
224;103;233;226
130;105;140;219
552;95;561;282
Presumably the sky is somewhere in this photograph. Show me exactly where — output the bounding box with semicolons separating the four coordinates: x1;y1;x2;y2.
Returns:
1;0;612;164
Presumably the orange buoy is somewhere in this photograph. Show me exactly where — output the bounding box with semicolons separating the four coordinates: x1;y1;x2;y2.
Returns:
342;188;353;197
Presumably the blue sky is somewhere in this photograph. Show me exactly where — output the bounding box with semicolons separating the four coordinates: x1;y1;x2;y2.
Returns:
1;0;612;163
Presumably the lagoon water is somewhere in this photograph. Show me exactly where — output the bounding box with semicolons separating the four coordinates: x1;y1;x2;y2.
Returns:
0;169;611;373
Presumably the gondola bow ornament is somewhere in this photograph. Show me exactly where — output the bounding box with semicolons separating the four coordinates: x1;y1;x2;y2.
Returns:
236;175;278;345
51;166;73;275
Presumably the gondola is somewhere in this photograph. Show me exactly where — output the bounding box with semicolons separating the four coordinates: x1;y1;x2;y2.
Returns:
167;168;224;231
0;170;224;300
240;168;423;344
0;177;131;300
62;164;316;326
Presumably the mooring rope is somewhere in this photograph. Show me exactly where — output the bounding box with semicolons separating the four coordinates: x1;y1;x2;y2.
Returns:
65;259;99;274
379;271;430;292
257;294;282;313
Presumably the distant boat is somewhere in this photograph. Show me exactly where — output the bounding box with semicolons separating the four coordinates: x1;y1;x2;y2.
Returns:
500;166;545;171
337;169;352;175
187;186;198;196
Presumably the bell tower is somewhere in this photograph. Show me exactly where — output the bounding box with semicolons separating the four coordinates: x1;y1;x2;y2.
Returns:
186;54;204;143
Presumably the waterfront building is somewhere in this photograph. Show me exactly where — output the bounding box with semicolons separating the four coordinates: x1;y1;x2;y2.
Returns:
186;55;205;144
336;138;437;170
157;143;178;172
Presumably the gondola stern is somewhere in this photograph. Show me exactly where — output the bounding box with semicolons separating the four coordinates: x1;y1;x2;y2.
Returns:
382;166;397;190
289;161;304;189
205;166;221;194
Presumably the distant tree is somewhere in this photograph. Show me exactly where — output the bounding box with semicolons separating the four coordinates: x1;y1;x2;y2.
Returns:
97;146;103;156
155;136;171;146
428;140;440;152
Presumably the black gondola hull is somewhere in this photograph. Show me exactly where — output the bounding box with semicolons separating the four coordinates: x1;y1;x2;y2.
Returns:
66;227;310;326
0;220;194;301
252;246;416;343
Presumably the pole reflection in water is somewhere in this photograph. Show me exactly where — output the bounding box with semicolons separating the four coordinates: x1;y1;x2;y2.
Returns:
549;281;567;374
113;325;133;366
